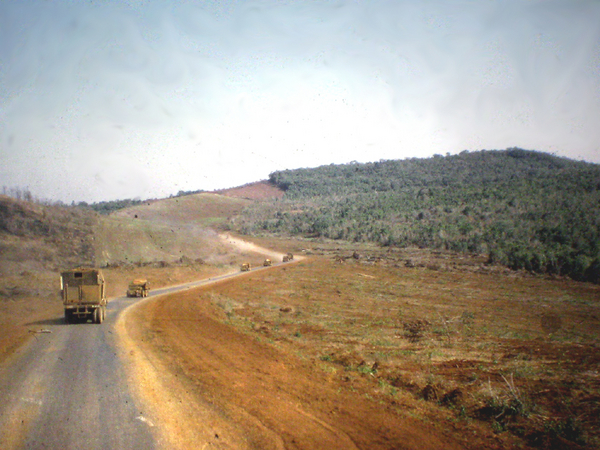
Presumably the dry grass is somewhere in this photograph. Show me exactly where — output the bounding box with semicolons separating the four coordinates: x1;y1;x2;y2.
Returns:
110;192;250;226
204;240;600;449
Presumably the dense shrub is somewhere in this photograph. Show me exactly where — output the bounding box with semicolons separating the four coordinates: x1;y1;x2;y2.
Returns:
234;149;600;283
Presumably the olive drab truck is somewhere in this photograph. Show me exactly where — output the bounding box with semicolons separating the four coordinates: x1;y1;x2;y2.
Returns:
61;268;107;324
127;279;150;297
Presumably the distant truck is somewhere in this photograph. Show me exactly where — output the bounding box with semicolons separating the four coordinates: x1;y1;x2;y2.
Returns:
283;253;294;262
241;263;251;271
127;279;150;297
263;259;272;266
60;268;107;324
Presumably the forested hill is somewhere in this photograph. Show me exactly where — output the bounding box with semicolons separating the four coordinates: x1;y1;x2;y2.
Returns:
269;148;598;198
233;148;600;283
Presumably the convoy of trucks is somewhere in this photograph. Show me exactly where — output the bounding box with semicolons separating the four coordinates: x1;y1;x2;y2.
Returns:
61;255;291;323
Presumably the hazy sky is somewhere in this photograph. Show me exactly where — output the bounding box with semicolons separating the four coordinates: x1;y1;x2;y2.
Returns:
1;0;599;202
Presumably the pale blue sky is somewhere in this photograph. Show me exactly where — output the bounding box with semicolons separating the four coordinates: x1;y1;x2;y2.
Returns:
1;0;599;202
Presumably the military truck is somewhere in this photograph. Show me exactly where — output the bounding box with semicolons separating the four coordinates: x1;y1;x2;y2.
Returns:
263;259;272;267
240;262;251;271
60;268;107;324
127;279;150;297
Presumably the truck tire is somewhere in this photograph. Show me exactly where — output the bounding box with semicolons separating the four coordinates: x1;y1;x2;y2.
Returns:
93;307;103;324
64;309;71;324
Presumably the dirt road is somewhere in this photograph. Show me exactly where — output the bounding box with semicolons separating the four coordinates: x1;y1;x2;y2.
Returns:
0;296;157;450
0;271;242;450
219;233;287;262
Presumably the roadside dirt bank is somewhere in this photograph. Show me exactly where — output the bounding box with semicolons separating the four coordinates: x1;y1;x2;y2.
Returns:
118;266;467;450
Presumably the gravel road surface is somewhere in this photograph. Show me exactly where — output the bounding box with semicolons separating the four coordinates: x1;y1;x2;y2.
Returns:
0;294;158;450
0;271;246;450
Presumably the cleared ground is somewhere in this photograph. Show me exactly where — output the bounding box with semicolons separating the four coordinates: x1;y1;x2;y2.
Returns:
121;239;600;449
121;260;465;450
2;186;599;449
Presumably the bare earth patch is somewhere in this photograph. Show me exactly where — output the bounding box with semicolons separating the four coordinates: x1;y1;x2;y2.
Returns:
121;240;600;449
215;181;285;200
121;274;466;450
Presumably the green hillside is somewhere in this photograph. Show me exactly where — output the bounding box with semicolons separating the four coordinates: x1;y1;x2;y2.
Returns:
233;148;600;283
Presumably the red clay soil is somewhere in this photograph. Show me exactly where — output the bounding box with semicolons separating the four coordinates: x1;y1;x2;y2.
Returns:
124;280;471;450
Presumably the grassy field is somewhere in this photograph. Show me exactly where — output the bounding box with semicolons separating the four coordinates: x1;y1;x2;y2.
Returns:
96;193;252;266
201;238;600;449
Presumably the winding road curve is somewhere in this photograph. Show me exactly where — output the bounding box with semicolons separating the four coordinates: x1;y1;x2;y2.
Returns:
0;264;275;450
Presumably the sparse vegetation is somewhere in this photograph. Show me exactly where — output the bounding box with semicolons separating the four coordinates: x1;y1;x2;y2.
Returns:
0;194;97;270
203;242;600;448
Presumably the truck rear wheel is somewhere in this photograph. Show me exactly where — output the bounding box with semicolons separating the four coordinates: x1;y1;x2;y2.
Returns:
93;307;103;324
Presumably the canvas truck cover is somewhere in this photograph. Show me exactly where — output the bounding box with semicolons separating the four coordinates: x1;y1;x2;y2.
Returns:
61;268;106;305
129;279;148;288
